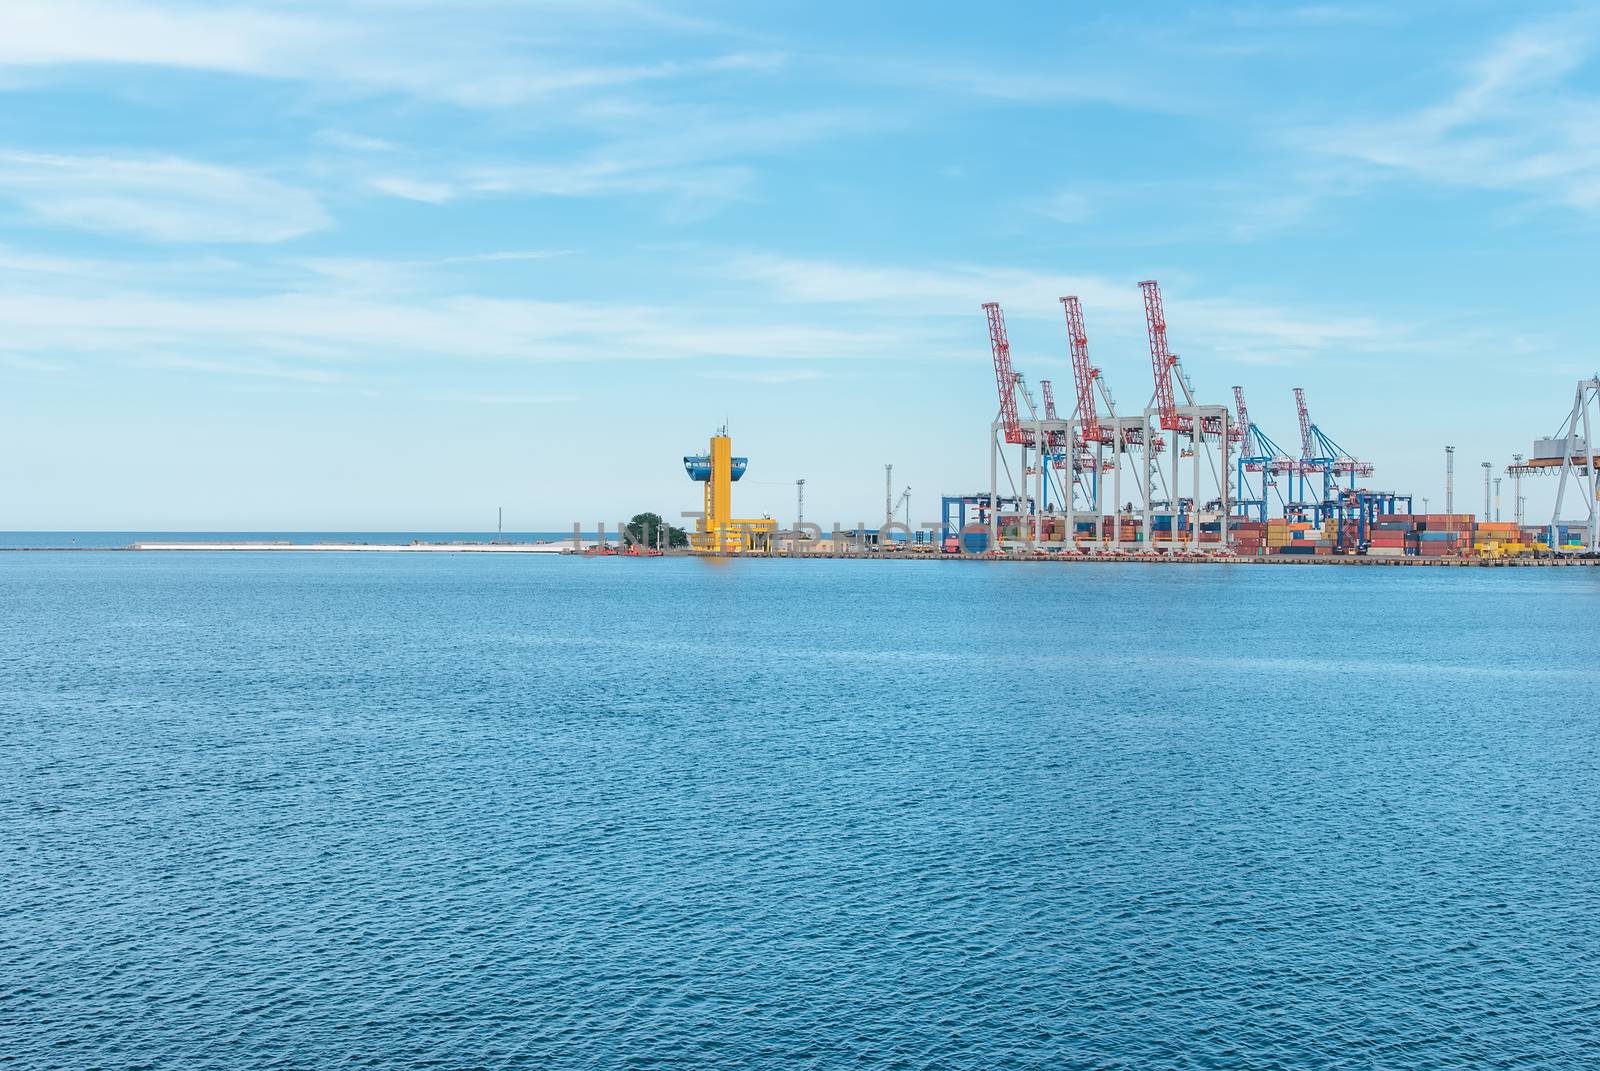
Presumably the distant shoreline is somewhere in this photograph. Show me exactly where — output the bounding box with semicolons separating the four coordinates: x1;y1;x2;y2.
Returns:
2;541;1596;566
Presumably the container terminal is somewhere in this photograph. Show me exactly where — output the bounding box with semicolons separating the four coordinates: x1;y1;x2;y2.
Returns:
670;280;1598;564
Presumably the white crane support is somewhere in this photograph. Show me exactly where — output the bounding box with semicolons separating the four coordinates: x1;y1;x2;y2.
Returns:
1549;378;1600;552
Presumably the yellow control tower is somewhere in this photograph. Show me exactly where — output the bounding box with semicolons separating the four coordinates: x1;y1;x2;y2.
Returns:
683;427;776;553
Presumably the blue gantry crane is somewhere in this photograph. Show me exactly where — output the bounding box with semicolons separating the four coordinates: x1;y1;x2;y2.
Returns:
1293;387;1374;518
1231;386;1300;523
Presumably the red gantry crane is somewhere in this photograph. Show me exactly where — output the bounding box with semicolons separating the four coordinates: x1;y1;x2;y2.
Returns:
983;302;1030;446
1295;387;1372;479
1060;296;1110;446
1061;294;1160;455
1140;280;1226;439
1141;280;1185;434
1038;379;1075;481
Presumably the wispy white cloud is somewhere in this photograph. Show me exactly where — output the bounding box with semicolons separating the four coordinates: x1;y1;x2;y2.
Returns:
1225;5;1397;29
439;250;574;264
1030;190;1093;224
0;284;923;375
1303;16;1600;213
433;390;581;405
694;368;824;385
316;129;398;153
0;4;846;227
407;51;787;109
138;354;348;383
292;250;573;292
368;176;456;203
729;253;1133;315
0;1;782;109
365;108;862;215
0;152;328;242
0;244;571;297
0;352;69;373
464;160;753;200
0;236;1434;385
729;253;1416;365
891;60;1176;113
0;0;322;73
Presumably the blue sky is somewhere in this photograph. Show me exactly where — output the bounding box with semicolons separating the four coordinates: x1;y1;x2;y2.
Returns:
1;1;1597;529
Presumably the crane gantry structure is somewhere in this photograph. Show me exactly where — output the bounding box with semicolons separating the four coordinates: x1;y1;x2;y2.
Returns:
1138;280;1232;551
980;282;1235;553
1506;377;1600;552
1038;378;1071;512
1231;385;1301;523
970;281;1427;556
962;280;1600;558
984;302;1054;546
985;301;1094;547
1062;294;1161;549
1292;387;1375;520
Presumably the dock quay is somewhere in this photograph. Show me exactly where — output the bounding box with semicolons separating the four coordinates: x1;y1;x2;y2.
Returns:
756;550;1600;566
123;541;580;553
1;543;1593;565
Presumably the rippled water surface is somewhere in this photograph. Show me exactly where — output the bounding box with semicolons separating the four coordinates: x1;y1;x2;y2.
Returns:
5;553;1600;1069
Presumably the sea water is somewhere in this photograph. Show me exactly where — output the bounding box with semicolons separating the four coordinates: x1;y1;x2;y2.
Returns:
4;552;1598;1068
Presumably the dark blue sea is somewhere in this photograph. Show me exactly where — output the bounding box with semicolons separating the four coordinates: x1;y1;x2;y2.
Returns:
5;551;1599;1069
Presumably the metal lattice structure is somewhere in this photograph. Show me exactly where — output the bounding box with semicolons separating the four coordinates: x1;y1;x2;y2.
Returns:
974;286;1250;555
1291;387;1374;521
981;296;1174;552
1038;379;1074;489
1231;385;1301;522
1234;387;1252;456
983;303;1027;446
1506;377;1600;552
1134;281;1231;551
1294;387;1316;462
1061;296;1109;445
1140;280;1185;434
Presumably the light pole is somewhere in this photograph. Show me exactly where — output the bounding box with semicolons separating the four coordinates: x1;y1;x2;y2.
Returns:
884;464;892;533
1445;445;1455;515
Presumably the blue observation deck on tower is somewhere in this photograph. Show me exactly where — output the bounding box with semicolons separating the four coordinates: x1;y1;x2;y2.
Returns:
683;456;748;481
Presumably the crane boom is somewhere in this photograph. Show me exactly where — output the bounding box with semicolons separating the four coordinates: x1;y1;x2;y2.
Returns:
1059;296;1109;444
1294;387;1315;460
1295;386;1373;477
983;302;1026;445
1039;379;1069;451
1038;379;1075;477
1140;280;1187;433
